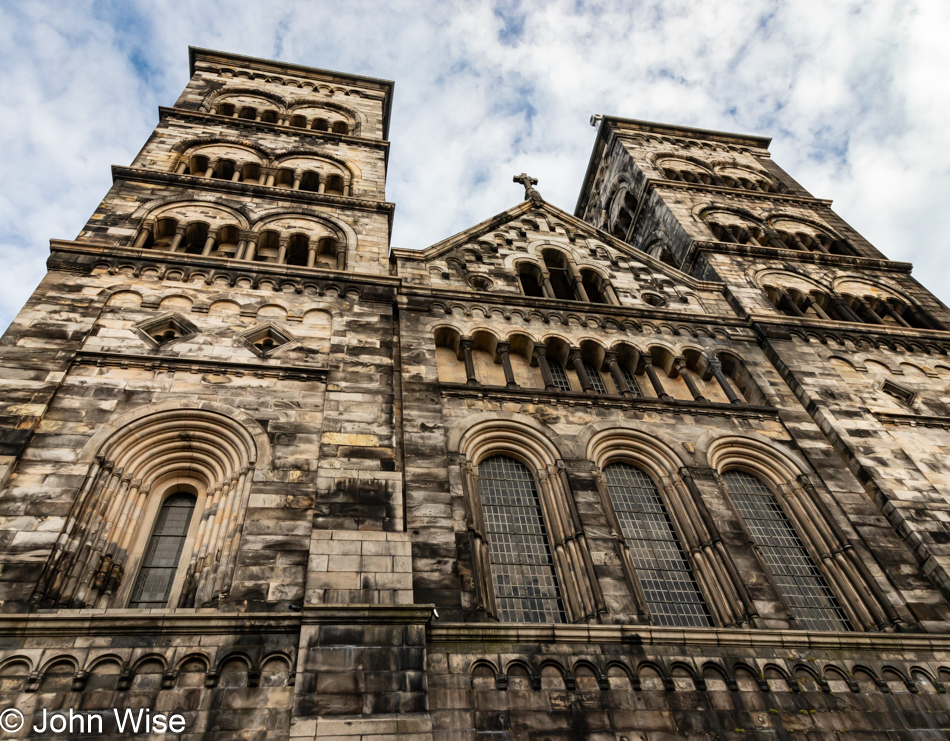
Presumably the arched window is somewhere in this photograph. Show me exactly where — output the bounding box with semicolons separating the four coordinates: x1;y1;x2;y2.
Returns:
274;168;295;189
325;174;345;195
182;222;209;255
721;470;851;631
547;357;572;392
312;118;330;132
285;234;309;266
128;492;196;608
289;114;307;128
602;463;712;627
260;110;278;124
517;264;545;298
478;455;564;623
541;250;575;300
299;171;320;193
331;120;348;134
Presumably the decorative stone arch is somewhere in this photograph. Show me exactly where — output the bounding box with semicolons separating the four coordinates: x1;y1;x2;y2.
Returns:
700;432;904;632
200;86;289;113
580;422;757;628
251;207;356;249
272;148;362;180
284;98;366;135
171;135;272;159
131;194;252;224
31;403;270;613
448;413;604;623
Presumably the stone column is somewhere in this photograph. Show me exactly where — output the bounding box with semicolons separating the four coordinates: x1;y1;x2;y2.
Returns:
292;170;302;191
277;237;289;265
708;360;741;404
571;271;590;302
131;224;152;250
496;342;518;388
336;250;346;270
317;177;326;194
235;239;246;261
169;226;185;252
605;351;633;397
640;355;672;400
800;295;831;320
778;289;805;317
539;270;556;299
673;358;705;401
201;230;217;256
204;160;216;178
175;161;188;174
880;301;912;328
460;339;477;385
230;167;242;182
826;296;857;322
307;245;317;268
242;236;257;262
854;297;886;325
533;344;557;391
569;349;594;394
604;282;621;305
264;169;276;187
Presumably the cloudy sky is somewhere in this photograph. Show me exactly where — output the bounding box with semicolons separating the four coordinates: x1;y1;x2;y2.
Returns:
1;0;948;328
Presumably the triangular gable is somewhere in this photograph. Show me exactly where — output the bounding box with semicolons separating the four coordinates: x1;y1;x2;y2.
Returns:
392;198;720;292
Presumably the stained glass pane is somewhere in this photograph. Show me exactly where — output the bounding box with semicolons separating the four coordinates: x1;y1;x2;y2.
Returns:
129;493;196;608
604;463;712;627
722;471;851;632
478;456;565;623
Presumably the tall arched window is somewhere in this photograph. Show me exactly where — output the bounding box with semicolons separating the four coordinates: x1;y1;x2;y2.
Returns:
478;455;564;623
547;358;572;392
603;462;711;627
721;470;852;631
128;492;196;609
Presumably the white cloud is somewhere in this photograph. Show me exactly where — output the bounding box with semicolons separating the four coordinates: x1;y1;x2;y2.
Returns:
1;0;949;328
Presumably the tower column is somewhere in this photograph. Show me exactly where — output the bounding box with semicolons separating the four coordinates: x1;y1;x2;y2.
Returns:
533;344;557;391
460;339;477;385
708;360;741;404
673;358;706;402
641;356;672;400
569;349;595;394
169;226;185;252
605;351;633;397
497;343;518;388
132;223;152;250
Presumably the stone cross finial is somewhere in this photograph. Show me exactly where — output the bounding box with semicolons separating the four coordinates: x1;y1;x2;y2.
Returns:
513;173;542;203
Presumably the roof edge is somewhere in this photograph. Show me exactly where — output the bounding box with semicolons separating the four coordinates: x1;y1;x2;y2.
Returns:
601;115;771;148
188;47;395;139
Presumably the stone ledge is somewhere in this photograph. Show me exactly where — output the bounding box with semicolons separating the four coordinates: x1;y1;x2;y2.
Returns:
73;350;328;382
440;383;778;418
427;622;950;651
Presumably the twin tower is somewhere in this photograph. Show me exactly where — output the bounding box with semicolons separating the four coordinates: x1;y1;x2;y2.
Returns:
0;47;949;740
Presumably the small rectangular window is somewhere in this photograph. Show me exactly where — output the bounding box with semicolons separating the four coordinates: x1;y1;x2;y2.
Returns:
548;359;573;392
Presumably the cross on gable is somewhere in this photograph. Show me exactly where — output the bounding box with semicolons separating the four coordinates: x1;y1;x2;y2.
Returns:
513;173;542;202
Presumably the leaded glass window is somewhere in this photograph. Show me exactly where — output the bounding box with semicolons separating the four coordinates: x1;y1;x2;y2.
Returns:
721;470;852;631
129;492;196;608
619;364;642;397
603;462;712;627
478;455;565;623
548;358;573;392
585;362;608;394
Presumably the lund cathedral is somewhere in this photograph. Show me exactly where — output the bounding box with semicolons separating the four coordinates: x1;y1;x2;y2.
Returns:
0;47;949;740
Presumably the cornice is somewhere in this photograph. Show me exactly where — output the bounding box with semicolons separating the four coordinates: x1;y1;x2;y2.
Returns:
401;287;751;332
72;351;328;382
650;177;832;206
111;166;394;216
749;314;950;347
427;622;950;652
48;240;402;292
603;116;772;150
0;611;302;638
439;383;777;419
690;240;908;272
158;106;390;149
874;412;950;429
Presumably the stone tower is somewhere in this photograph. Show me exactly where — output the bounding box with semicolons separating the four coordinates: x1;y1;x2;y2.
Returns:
0;49;949;740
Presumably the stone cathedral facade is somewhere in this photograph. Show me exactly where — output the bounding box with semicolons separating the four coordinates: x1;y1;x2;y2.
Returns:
1;46;950;740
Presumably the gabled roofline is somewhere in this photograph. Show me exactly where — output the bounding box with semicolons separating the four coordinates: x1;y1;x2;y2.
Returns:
188;47;395;140
392;198;722;291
